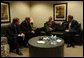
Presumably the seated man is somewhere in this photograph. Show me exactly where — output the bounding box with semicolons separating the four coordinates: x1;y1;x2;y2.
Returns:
63;15;79;47
20;17;35;47
6;18;25;55
44;16;56;35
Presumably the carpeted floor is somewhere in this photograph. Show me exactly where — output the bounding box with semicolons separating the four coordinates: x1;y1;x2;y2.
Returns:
8;44;83;57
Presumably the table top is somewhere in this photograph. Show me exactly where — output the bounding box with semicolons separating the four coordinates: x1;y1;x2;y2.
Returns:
28;36;64;48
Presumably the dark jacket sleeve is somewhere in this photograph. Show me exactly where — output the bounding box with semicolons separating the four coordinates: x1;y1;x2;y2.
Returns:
6;24;18;39
52;21;56;30
44;21;56;32
20;21;32;33
62;21;69;30
70;20;79;32
44;22;48;32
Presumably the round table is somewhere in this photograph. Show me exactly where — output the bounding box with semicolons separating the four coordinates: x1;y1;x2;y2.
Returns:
28;36;64;57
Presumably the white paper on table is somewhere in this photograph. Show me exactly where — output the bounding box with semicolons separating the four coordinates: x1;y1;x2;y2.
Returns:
56;39;62;42
43;37;49;40
37;41;45;44
43;38;47;40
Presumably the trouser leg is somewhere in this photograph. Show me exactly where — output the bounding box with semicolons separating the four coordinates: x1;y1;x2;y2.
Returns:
9;38;20;52
24;33;30;46
18;37;24;47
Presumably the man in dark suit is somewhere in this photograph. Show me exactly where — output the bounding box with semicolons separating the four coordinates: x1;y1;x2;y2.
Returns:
64;15;79;47
6;18;24;55
44;16;56;35
20;17;35;47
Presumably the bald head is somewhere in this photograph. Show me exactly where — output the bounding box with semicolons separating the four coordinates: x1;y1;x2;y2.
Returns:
48;16;52;22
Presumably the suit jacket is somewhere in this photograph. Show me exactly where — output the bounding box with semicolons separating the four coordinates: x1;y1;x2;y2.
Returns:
44;21;56;32
61;21;68;31
6;23;20;43
20;20;32;34
68;20;79;33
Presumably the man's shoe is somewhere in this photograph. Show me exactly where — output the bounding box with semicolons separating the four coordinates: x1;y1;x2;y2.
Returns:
16;51;23;55
24;45;28;47
10;50;16;53
67;44;71;47
72;45;75;48
70;44;75;48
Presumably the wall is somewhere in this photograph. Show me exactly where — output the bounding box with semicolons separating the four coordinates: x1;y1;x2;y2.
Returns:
30;1;53;28
31;1;83;29
1;1;30;26
10;1;30;23
67;1;83;29
1;1;83;29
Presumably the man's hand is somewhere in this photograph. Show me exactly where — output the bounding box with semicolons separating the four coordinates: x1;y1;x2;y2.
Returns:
31;31;35;33
49;27;53;31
